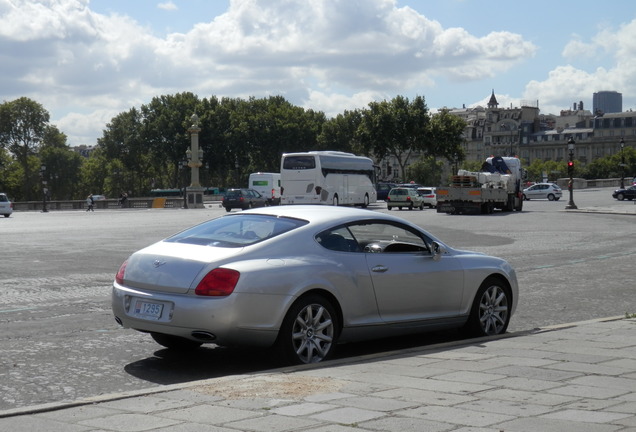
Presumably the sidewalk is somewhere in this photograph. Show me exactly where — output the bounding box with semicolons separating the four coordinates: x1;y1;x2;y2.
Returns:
2;317;636;431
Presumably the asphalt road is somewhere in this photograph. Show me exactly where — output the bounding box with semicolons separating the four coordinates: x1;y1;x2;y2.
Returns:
1;187;634;410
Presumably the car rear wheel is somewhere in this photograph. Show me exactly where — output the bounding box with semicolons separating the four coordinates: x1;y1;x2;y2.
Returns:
547;194;555;201
224;207;231;212
151;333;202;350
275;295;339;365
464;277;511;337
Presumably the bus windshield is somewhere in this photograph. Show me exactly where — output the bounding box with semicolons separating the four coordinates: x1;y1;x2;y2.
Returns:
282;156;316;170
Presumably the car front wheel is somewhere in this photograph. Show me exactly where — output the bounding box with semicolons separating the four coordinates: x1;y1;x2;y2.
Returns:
617;193;625;201
275;295;339;365
464;277;511;337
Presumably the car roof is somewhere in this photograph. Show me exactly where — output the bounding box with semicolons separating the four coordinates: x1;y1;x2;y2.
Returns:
240;205;414;228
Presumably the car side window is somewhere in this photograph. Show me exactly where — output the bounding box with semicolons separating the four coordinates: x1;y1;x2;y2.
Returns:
316;227;359;252
347;222;430;254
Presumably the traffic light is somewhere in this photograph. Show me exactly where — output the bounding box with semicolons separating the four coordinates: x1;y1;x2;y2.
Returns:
567;160;574;176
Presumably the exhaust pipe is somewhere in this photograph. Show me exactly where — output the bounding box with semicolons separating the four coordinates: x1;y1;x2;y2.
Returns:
191;331;216;341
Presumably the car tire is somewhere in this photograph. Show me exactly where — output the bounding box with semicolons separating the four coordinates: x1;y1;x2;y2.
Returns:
463;277;511;337
150;333;202;350
398;206;402;210
419;203;424;210
387;206;392;211
408;203;413;210
362;194;369;208
224;207;231;212
617;193;625;201
275;295;339;365
523;194;528;200
547;194;555;201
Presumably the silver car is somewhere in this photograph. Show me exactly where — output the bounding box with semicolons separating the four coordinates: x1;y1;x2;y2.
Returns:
112;206;518;364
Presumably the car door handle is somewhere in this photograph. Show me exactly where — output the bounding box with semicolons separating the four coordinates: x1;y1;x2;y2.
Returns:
371;265;388;273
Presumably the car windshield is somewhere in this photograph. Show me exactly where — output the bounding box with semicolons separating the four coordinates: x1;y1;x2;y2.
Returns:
164;214;308;247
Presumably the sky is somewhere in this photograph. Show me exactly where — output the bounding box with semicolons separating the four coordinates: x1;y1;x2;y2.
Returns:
2;0;636;147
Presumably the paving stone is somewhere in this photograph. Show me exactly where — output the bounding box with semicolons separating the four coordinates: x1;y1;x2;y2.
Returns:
78;413;182;431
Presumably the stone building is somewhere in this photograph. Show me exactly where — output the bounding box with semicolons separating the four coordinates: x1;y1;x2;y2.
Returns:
452;91;634;167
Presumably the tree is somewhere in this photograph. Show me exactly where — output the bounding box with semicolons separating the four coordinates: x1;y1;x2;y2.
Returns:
39;125;82;200
407;156;445;186
356;96;430;176
428;109;466;161
0;97;50;199
140;92;200;189
317;110;362;153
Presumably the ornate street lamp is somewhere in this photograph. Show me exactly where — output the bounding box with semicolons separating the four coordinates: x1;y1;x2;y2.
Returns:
565;137;577;210
620;138;625;189
184;113;205;208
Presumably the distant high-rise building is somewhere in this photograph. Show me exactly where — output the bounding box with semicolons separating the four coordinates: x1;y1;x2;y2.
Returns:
593;91;622;115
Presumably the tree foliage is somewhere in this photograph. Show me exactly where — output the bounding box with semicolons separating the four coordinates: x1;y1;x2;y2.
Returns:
0;97;51;199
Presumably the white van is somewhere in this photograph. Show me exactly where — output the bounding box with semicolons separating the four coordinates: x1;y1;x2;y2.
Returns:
248;172;281;205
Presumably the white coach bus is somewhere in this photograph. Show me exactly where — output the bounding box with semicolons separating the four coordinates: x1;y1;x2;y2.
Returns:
280;151;377;207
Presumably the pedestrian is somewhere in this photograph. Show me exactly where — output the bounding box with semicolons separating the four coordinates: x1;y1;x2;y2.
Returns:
86;194;94;212
119;191;128;208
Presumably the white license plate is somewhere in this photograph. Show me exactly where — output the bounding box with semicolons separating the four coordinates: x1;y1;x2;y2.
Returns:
133;300;164;319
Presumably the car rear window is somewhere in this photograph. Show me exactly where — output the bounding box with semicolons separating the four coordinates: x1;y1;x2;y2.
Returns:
0;194;8;202
390;189;408;196
164;214;308;247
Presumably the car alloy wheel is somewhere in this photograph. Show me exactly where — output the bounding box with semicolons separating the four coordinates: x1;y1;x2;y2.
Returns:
276;295;338;364
464;277;511;337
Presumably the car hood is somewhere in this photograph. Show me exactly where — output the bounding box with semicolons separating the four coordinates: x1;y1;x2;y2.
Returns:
123;241;245;294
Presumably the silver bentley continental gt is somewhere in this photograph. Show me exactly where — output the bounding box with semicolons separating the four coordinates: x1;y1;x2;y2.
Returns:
112;205;518;365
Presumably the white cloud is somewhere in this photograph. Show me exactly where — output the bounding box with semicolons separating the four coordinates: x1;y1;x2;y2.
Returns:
0;0;538;145
157;2;177;11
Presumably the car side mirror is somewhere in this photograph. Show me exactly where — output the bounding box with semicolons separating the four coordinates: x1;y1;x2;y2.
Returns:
431;241;445;261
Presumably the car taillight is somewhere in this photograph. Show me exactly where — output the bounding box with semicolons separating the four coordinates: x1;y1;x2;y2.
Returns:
115;260;128;285
407;196;412;201
195;268;240;296
387;197;390;201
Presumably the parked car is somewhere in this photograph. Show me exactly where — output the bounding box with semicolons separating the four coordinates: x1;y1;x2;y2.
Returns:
522;183;562;201
222;188;268;211
0;193;13;217
612;185;636;201
416;187;437;208
375;182;397;201
387;187;424;210
112;206;518;365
